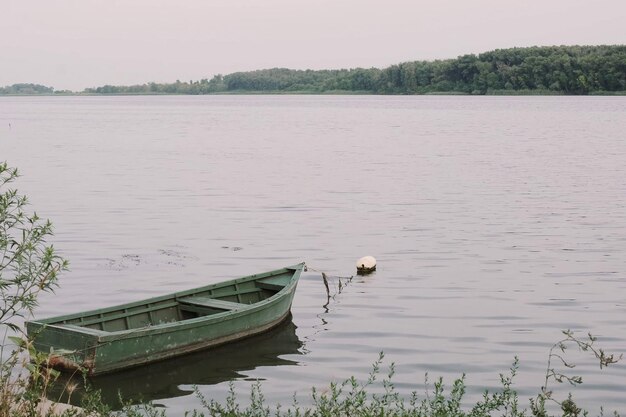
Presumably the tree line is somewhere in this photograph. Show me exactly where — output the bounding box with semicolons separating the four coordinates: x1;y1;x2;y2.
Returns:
0;83;56;95
2;45;625;96
83;45;626;95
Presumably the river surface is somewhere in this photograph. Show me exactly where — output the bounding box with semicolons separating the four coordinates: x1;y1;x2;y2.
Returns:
1;95;625;414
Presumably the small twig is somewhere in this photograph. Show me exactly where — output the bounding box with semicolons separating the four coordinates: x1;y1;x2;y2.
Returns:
321;272;330;299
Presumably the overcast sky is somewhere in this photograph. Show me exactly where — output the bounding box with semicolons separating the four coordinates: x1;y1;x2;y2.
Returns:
2;0;624;91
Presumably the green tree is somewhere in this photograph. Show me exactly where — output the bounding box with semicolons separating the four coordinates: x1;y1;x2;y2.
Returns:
0;163;68;330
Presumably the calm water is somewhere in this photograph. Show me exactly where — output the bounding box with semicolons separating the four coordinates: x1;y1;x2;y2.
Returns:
1;96;625;413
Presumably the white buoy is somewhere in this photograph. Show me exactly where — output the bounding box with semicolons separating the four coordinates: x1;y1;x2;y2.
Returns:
356;256;376;274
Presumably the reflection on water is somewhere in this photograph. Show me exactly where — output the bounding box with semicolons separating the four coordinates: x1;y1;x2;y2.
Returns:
49;319;302;409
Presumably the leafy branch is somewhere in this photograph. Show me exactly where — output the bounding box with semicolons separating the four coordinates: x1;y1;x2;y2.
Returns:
0;162;69;330
532;329;622;417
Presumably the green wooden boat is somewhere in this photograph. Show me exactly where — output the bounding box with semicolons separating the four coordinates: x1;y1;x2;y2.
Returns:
26;263;304;375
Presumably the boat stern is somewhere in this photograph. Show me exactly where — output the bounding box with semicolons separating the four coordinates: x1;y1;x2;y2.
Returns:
26;321;100;374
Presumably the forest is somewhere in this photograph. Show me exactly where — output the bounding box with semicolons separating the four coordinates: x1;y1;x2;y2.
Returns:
3;46;625;95
0;83;56;95
83;45;626;95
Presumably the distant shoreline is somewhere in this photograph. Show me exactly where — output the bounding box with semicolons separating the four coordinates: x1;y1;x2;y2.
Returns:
2;90;625;97
2;44;625;96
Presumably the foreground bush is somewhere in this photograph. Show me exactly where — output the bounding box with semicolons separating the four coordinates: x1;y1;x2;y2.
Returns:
188;338;620;417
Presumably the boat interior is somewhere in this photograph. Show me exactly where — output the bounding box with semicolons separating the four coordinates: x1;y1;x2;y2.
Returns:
56;272;293;332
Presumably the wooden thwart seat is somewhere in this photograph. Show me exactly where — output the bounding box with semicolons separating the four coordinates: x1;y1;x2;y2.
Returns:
178;296;246;311
256;276;289;292
256;281;284;291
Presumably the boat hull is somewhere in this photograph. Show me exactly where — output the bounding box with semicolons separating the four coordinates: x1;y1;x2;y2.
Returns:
26;263;303;375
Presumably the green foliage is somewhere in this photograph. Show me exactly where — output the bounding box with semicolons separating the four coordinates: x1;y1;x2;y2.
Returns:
0;162;69;416
183;343;620;417
80;45;626;96
530;330;623;417
2;46;625;95
0;163;69;331
0;84;56;95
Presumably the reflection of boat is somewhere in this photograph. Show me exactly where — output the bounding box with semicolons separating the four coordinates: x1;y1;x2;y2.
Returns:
27;264;304;375
47;318;303;409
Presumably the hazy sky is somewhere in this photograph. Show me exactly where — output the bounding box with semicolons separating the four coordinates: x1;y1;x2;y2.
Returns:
2;0;625;91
